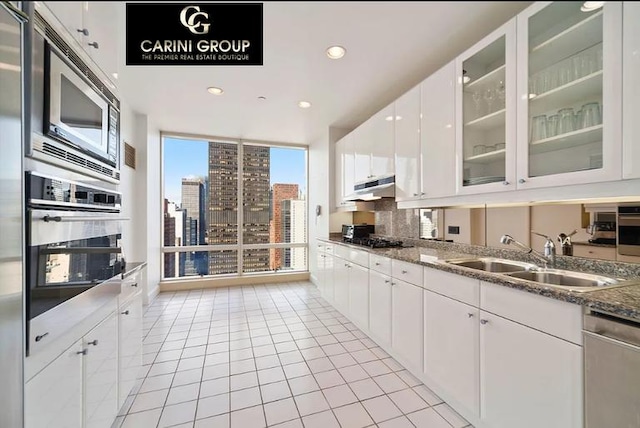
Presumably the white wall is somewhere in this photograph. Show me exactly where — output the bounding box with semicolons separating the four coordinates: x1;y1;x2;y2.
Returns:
145;117;162;303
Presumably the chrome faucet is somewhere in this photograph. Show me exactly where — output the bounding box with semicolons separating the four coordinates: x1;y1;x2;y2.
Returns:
500;232;556;268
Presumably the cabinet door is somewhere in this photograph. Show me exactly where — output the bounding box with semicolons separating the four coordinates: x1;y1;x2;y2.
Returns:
516;2;622;188
44;1;83;44
391;280;423;372
456;18;517;194
84;312;118;428
370;103;395;177
424;291;479;417
348;263;369;331
25;340;84;428
369;270;392;347
479;311;583;428
316;247;326;293
395;85;422;201
324;254;335;302
422;61;456;199
622;2;640;179
83;2;118;83
354;124;372;184
118;292;143;411
333;258;350;314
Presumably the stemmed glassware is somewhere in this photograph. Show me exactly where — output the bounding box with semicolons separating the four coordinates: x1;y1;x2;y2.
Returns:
484;87;496;114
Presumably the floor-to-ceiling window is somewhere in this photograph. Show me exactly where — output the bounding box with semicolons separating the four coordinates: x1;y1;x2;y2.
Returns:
161;134;308;280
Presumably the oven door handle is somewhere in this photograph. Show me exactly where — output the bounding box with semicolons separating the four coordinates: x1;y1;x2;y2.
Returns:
43;215;130;222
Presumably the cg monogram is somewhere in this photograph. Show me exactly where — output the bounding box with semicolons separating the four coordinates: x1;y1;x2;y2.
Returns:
180;5;211;35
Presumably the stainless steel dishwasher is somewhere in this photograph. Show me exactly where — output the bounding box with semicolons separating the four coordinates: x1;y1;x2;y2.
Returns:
583;310;640;428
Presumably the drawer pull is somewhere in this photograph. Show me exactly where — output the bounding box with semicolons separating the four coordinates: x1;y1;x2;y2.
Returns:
480;319;489;325
468;313;474;318
77;28;89;36
131;283;138;287
88;41;99;49
35;332;49;342
384;280;390;284
77;349;88;356
402;270;408;274
121;310;130;315
375;262;380;266
87;340;98;346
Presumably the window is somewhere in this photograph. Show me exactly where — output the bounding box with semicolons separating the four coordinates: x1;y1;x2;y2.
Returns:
162;135;308;279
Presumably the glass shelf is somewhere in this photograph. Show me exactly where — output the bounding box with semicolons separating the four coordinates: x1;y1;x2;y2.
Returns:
464;148;506;164
529;70;602;116
530;124;602;155
465;64;506;90
465;108;506;130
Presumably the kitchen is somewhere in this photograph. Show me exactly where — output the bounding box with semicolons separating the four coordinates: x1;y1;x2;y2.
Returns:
1;1;640;428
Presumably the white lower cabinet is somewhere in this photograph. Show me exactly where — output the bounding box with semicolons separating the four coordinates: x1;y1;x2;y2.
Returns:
424;290;479;417
118;292;143;411
323;253;335;302
84;312;118;428
25;339;84;428
479;310;583;428
369;270;392;347
391;279;423;372
333;257;350;315
348;263;370;331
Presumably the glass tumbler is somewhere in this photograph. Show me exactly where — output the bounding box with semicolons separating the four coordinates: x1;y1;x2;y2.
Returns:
574;109;584;130
581;102;601;128
557;108;575;135
546;114;559;137
531;115;548;142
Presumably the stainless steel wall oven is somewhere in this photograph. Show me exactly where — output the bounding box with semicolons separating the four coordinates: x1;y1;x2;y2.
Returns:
26;171;124;355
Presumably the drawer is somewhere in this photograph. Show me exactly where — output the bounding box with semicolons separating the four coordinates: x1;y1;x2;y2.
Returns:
573;245;616;260
121;271;142;300
324;244;334;255
423;267;479;307
316;241;326;252
369;253;392;275
391;259;423;286
480;281;583;345
334;244;350;259
349;248;370;268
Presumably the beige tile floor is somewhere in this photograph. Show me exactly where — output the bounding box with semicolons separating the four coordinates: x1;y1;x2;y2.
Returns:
112;281;473;428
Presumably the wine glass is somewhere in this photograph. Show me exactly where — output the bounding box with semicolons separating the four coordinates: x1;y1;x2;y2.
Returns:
496;80;506;109
472;91;483;117
483;87;495;114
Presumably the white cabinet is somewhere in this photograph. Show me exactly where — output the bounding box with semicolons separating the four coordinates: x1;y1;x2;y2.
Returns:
333;256;350;314
42;1;118;84
421;60;457;199
334;134;356;209
391;279;423;372
515;1;623;189
354;103;395;183
622;1;640;179
348;263;370;331
118;292;143;412
316;242;336;302
369;270;393;347
424;291;479;417
479;310;583;428
395;85;422;202
456;18;517;195
25;340;84;428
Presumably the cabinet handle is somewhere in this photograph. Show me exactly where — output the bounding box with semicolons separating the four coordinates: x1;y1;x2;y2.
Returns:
468;313;474;318
402;270;408;274
131;283;138;287
77;349;88;355
518;178;526;184
480;319;489;325
77;28;89;36
413;193;418;196
375;262;380;266
87;340;99;346
35;332;49;342
384;280;390;283
421;192;425;196
391;282;396;286
88;41;99;49
502;181;510;186
121;310;130;315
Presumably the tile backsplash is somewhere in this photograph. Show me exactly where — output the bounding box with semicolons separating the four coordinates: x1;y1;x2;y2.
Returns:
373;199;420;238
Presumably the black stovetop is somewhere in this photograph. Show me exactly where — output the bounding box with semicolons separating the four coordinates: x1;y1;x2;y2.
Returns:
343;237;411;249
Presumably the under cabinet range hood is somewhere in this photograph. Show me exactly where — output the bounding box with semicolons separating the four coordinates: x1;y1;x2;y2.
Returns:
345;174;395;201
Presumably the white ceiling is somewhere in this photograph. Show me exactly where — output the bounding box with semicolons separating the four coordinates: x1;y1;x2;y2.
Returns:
116;1;532;146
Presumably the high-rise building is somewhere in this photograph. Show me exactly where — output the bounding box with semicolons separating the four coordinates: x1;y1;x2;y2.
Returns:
281;198;307;270
269;183;299;270
166;201;185;277
163;198;176;278
181;177;207;275
207;142;271;274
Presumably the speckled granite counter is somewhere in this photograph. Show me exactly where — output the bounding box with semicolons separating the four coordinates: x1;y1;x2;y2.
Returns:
319;237;640;321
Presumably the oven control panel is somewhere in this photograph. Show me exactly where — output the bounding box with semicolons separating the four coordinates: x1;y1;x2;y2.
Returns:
27;171;121;210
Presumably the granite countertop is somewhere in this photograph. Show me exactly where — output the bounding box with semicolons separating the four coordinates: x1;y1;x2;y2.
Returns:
122;261;147;279
320;237;640;321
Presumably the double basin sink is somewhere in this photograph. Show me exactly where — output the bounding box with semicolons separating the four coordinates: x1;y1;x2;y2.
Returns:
441;257;632;293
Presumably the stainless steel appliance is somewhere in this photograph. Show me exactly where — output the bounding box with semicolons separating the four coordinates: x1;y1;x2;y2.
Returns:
587;220;617;245
345;237;407;249
26;172;125;355
0;3;28;426
583;310;640;428
28;9;121;183
346;174;395;201
618;205;640;256
342;224;375;241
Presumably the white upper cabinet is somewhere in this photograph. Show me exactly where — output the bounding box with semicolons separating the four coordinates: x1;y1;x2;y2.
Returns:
43;1;118;85
622;1;640;179
515;1;622;189
421;60;457;199
334;134;356;209
395;85;422;201
354;103;395;184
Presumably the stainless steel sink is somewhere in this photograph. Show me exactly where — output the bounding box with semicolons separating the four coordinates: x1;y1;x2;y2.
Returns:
503;269;631;292
444;257;539;273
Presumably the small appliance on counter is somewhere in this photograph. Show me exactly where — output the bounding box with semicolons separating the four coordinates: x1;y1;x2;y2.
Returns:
586;221;616;245
342;224;375;241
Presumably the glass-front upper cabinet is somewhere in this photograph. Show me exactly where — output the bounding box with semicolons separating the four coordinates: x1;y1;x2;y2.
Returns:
456;19;517;195
516;1;622;188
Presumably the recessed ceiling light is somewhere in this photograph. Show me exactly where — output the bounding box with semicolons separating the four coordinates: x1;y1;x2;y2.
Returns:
207;86;224;95
257;96;267;101
298;101;312;108
581;1;605;12
326;45;346;59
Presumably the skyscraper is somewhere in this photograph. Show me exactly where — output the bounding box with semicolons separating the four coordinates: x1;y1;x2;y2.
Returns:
207;142;271;274
281;198;306;270
181;177;206;275
269;183;299;270
163;198;176;278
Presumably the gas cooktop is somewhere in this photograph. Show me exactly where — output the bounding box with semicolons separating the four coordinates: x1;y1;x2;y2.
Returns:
343;237;410;249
